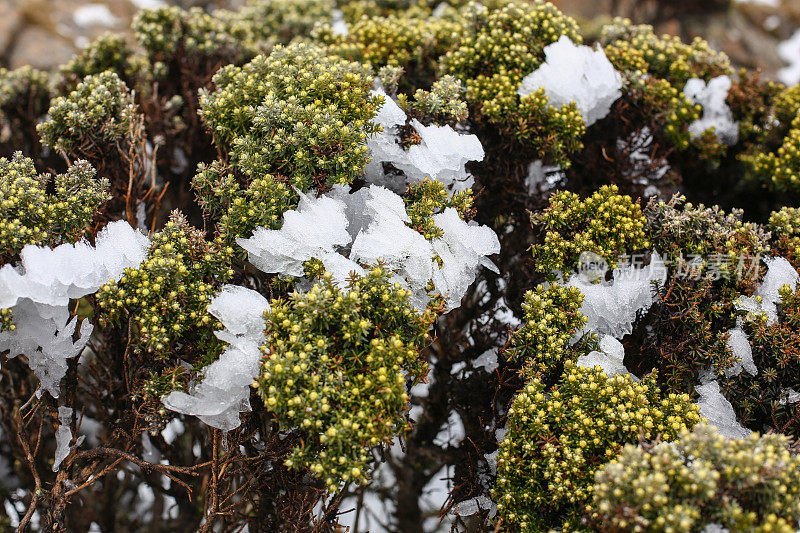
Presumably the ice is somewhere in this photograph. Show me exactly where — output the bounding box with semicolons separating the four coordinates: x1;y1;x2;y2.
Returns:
734;256;799;325
162;285;269;431
430;208;501;309
701;524;730;533
683;76;739;145
695;381;751;439
452;495;496;518
0;220;149;310
778;29;800;86
350;197;435;302
0;221;149;397
364;90;484;194
473;349;499;373
53;407;84;472
722;327;757;378
433;410;465;448
517;35;623;127
129;0;166;8
319;252;365;287
567;252;667;339
779;388;800;405
241;184;499;312
237;190;351;277
73;4;118;28
398;119;483;192
617;127;671;183
525;160;565;194
577;335;636;379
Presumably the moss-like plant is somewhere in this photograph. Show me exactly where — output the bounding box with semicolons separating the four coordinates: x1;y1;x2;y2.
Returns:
97;212;232;359
506;283;589;381
439;1;585;166
38;70;137;160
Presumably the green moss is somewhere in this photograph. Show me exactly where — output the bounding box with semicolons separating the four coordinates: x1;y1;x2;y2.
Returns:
440;1;585;166
507;284;589;381
600;17;731;84
192;161;298;247
403;179;473;240
38;70;136;157
0;152;109;262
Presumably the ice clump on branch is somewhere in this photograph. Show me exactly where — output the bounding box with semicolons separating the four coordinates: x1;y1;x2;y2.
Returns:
0;221;150;397
722;327;757;378
364;90;484;194
577;335;636;379
162;285;270;431
430;208;500;309
566;252;667;339
517;35;623;127
239;184;499;311
735;256;799;325
525;160;565;195
695;381;752;439
53;406;85;472
236;190;351;278
683;76;739;145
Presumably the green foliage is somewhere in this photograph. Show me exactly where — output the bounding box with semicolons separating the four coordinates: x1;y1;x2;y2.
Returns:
630;196;767;391
645;194;768;271
747;111;800;192
97;212;232;359
722;284;800;438
397;75;469;124
403;179;473;240
770;206;800;267
38;71;136;156
256;267;432;491
318;9;460;85
59;34;140;92
506;284;589;380
200;43;381;191
590;424;800;532
192;161;298;247
0;66;51;151
600;17;731;84
531;185;650;276
0;152;109;262
133;6;244;67
229;0;334;52
494;362;701;531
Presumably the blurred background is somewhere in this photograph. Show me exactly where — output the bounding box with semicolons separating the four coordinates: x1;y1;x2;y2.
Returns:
0;0;799;87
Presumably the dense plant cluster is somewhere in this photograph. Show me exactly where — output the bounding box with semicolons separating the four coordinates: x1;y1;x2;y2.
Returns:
590;424;800;532
495;364;701;531
1;0;800;531
199;42;381;190
257;267;431;491
0;153;109;261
